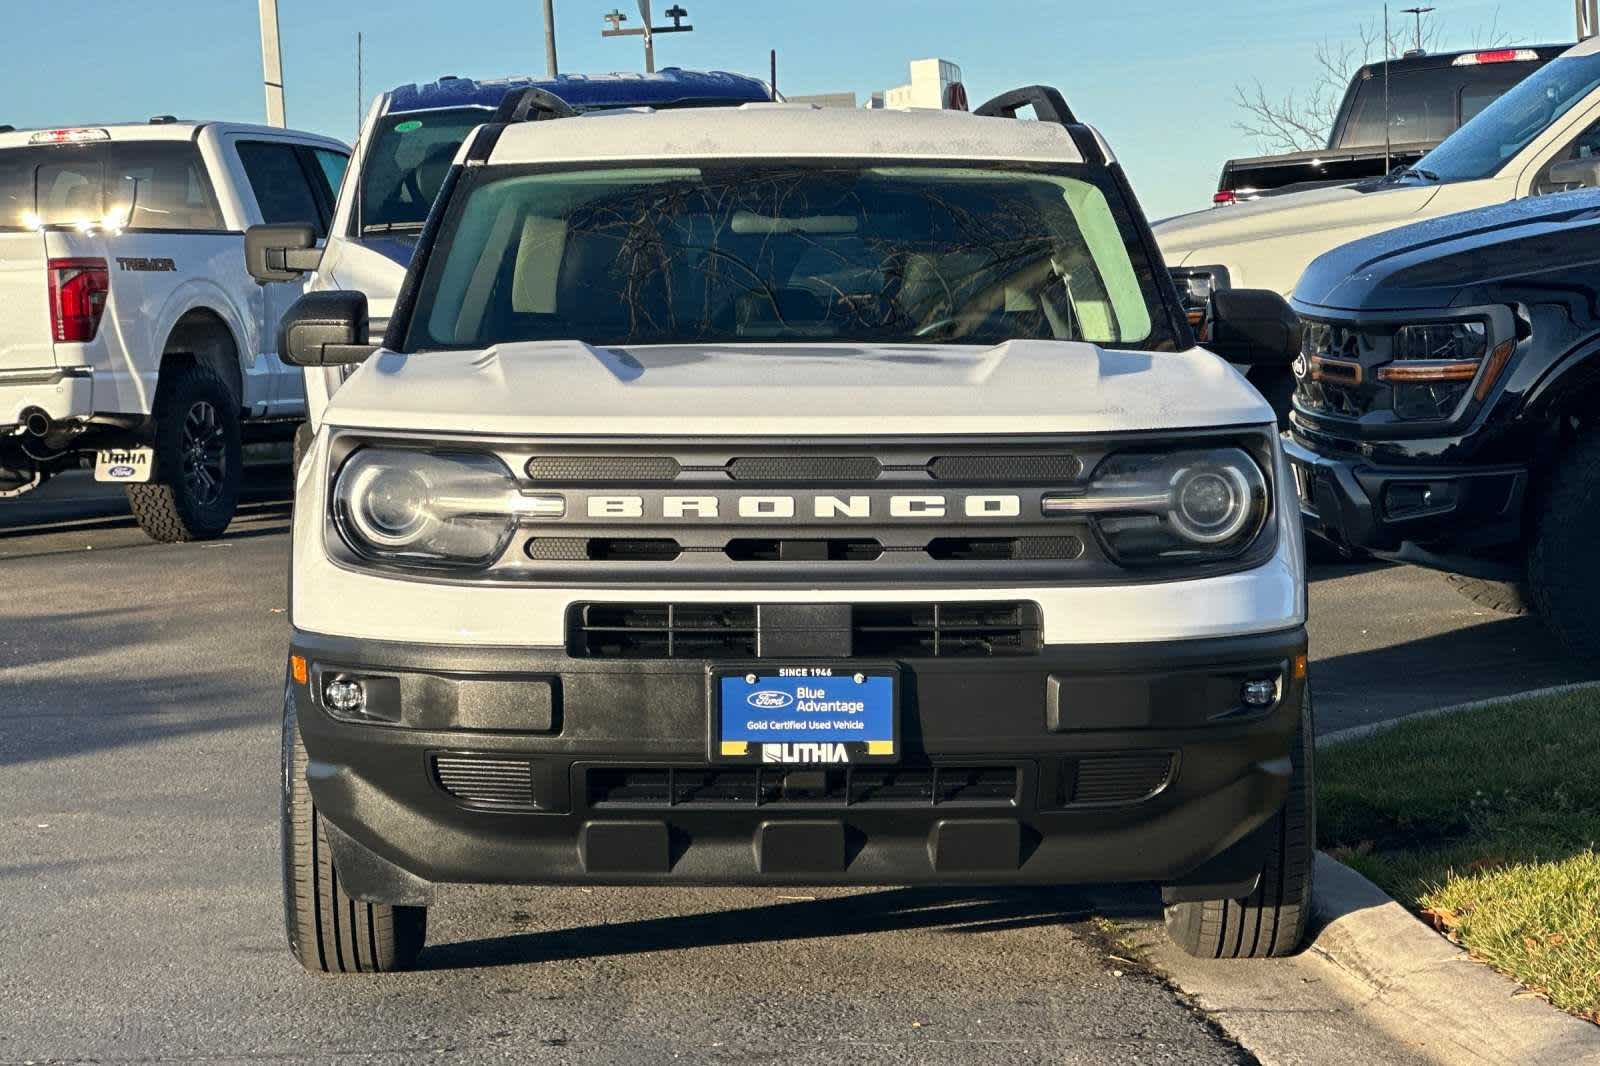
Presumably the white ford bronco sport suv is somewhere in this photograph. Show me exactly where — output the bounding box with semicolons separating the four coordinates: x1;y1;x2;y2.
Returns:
275;88;1312;973
0;119;348;539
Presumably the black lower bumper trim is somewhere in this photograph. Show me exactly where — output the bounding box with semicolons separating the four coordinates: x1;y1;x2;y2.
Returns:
289;625;1306;899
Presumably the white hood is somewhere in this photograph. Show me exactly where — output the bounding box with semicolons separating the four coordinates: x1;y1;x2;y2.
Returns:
1155;182;1443;291
325;340;1275;437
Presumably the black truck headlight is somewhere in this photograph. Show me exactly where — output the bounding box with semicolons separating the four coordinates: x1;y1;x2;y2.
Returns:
1378;320;1513;421
333;449;523;569
1042;447;1270;564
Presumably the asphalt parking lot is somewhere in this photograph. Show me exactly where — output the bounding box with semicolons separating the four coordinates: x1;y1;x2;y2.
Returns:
4;471;1593;1064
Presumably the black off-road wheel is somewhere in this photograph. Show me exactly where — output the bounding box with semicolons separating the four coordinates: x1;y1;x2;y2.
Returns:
1444;573;1531;616
1528;431;1600;657
282;699;427;974
125;364;242;542
1164;690;1315;959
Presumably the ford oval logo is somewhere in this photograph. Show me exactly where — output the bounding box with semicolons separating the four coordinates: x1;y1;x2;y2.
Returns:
747;690;794;710
109;465;135;478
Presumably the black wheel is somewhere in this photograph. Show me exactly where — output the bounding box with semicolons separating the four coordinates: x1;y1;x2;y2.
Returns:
282;698;426;974
125;364;241;542
1164;690;1315;959
292;421;313;477
1529;431;1600;657
1444;573;1531;616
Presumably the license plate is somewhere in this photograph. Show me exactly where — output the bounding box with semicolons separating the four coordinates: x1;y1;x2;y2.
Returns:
94;447;154;483
713;666;899;764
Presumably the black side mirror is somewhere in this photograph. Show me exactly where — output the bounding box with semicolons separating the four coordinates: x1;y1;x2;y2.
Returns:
1207;289;1301;366
246;223;321;284
1546;157;1600;190
278;291;375;367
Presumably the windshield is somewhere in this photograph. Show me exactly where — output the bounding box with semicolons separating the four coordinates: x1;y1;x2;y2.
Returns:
354;107;489;234
403;162;1172;353
1412;54;1600;182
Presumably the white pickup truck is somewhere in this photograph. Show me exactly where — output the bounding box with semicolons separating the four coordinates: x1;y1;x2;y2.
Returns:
0;119;348;540
1158;36;1600;311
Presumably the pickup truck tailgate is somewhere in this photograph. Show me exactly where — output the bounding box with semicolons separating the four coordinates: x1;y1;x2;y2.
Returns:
0;231;54;372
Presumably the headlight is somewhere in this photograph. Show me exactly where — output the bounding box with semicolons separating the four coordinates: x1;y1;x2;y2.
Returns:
1376;320;1512;421
1042;447;1270;564
333;449;521;569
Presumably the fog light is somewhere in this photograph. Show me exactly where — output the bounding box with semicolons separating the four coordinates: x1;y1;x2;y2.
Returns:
1241;678;1278;708
324;677;367;716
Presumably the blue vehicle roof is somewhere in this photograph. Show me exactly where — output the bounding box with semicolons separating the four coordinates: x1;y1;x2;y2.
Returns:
385;68;772;115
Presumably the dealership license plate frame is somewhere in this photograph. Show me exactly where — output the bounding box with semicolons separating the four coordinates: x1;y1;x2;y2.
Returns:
94;447;155;484
709;665;901;765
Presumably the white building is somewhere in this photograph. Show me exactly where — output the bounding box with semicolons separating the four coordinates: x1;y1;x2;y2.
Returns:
880;59;964;110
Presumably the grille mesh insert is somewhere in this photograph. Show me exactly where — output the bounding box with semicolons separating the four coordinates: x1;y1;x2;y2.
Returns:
727;456;883;482
525;456;681;482
929;454;1083;482
433;755;536;810
1062;754;1175;807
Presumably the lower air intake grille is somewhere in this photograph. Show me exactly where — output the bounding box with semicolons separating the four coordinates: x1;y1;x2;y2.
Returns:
568;604;759;659
1060;754;1175;807
852;602;1043;658
433;755;536;810
567;602;1042;659
587;765;1019;808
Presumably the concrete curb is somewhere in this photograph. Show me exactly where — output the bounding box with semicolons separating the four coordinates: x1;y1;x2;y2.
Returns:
1303;853;1600;1064
1317;680;1600;747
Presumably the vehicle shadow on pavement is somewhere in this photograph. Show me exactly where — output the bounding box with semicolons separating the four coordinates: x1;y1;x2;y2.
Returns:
418;885;1160;971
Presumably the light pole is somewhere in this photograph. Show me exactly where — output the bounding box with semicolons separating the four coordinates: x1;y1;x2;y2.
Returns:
257;0;286;127
1400;6;1434;54
601;2;693;74
542;0;559;77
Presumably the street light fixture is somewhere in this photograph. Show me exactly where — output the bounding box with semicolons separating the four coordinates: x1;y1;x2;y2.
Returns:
601;1;693;74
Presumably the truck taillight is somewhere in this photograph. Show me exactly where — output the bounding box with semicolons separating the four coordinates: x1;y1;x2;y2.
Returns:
48;258;109;343
1212;190;1238;206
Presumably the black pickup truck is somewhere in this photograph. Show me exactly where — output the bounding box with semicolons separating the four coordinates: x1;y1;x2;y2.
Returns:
1216;46;1567;206
1286;187;1600;656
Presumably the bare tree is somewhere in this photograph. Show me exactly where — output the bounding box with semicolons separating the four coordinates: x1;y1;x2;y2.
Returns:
1232;10;1510;154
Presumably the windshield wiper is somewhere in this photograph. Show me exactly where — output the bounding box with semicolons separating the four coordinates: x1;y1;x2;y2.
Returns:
360;221;425;235
1386;166;1442;184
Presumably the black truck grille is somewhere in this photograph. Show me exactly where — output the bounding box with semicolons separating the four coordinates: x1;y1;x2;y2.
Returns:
586;765;1020;809
567;601;1042;659
1058;754;1175;807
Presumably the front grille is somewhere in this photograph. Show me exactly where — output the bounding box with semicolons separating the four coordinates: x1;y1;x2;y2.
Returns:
567;601;1041;659
586;765;1020;809
568;603;760;658
433;755;537;810
852;602;1042;658
1059;754;1175;807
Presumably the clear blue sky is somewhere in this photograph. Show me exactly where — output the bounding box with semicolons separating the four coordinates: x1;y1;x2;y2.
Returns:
6;1;1578;218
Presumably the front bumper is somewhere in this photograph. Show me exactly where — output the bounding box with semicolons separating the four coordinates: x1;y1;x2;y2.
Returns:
289;625;1307;903
1283;436;1527;556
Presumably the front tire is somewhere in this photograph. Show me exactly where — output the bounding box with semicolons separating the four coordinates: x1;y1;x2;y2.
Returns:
126;364;242;542
1529;431;1600;657
1164;690;1315;959
282;698;427;974
1444;573;1531;616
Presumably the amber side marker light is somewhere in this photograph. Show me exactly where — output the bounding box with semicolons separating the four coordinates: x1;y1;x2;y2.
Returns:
290;655;308;686
1292;653;1308;680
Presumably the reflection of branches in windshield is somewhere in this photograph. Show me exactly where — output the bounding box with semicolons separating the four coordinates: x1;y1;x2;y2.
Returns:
564;168;1091;345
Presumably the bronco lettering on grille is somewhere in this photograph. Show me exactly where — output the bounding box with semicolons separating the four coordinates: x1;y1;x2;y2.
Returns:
584;494;1022;520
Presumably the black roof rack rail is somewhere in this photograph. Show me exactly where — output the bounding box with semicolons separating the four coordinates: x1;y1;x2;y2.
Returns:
973;85;1104;167
491;86;578;124
974;86;1076;125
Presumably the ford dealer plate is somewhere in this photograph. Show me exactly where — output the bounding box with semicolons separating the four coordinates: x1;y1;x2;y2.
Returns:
712;666;899;764
94;447;154;483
